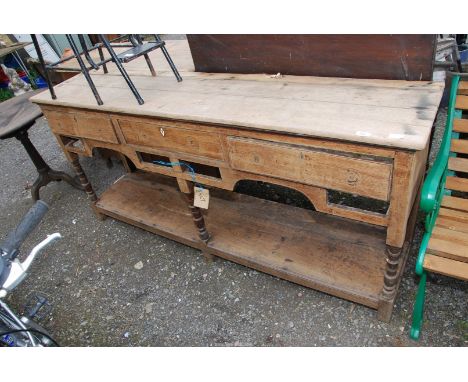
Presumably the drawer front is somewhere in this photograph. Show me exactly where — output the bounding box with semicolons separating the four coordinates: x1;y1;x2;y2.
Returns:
118;119;223;160
44;110;77;136
45;109;118;144
74;112;118;144
228;137;392;201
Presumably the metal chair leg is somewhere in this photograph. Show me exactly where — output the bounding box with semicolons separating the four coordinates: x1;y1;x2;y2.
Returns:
97;45;108;74
78;34;99;70
99;34;145;105
154;35;182;82
66;34;103;106
410;271;427;340
143;53;157;77
30;34;56;99
135;35;156;77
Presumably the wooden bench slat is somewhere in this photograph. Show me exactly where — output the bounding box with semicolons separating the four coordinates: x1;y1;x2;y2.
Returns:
453;119;468;133
459;82;468;94
437;207;468;223
436;216;468;233
448;157;468;173
424;254;468;281
441;195;468;212
455;95;468;110
450;139;468;154
445;176;468;192
429;227;468;262
432;226;468;246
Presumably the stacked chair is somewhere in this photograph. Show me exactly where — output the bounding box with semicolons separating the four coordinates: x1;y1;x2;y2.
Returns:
31;34;182;106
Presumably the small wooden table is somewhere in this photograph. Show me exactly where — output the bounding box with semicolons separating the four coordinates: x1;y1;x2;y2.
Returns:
31;60;444;322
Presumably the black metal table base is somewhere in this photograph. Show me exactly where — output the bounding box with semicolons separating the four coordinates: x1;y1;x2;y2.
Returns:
30;167;83;202
15;129;84;201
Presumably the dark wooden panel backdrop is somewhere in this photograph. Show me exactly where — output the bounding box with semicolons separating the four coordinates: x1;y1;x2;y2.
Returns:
187;35;436;81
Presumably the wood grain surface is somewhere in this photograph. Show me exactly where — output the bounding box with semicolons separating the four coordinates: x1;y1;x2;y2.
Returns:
187;35;436;81
95;172;390;308
32;70;443;150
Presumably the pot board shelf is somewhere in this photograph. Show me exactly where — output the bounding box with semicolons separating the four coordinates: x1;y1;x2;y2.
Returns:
94;172;408;310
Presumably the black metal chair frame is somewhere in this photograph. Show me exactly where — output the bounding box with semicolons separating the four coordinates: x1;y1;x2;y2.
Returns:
31;34;182;106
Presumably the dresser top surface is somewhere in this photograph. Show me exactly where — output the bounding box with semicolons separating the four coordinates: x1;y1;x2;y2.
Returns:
31;40;444;151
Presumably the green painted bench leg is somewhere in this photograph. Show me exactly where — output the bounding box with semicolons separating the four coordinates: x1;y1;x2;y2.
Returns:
410;271;427;340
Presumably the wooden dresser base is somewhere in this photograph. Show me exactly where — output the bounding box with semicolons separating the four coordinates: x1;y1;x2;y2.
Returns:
95;172;411;318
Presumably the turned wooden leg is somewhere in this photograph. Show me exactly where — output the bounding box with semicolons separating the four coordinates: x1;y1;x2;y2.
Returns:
69;152;97;201
202;251;216;262
175;177;211;247
174;174;212;260
184;192;210;244
378;245;403;322
68;152;105;220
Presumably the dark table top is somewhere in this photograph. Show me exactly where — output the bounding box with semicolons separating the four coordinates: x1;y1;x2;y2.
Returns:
0;89;44;139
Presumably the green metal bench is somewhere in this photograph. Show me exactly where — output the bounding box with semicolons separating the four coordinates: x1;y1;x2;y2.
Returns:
410;73;468;340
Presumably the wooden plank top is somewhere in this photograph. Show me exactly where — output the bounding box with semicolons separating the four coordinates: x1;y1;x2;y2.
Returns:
32;40;444;151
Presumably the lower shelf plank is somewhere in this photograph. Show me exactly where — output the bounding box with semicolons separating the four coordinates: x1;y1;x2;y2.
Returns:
95;172;391;309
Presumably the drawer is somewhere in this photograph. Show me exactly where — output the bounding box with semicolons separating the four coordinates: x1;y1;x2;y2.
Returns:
227;137;392;201
44;110;77;136
74;112;118;144
118;119;223;160
44;110;118;144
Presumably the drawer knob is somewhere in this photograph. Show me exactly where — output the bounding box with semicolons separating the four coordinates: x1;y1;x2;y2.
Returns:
160;127;166;137
347;170;359;185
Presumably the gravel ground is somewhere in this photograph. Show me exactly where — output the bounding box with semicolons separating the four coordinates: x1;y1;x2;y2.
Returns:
0;105;466;347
